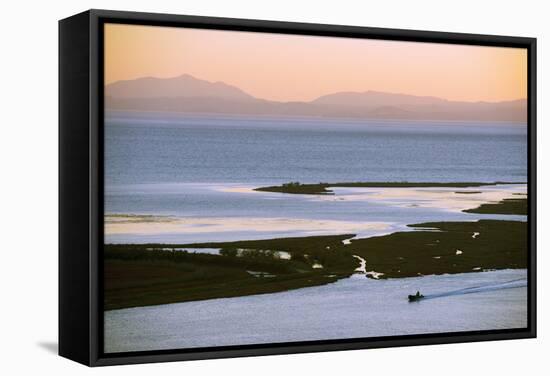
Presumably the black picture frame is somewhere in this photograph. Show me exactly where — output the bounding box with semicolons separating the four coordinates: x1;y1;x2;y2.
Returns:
59;9;537;367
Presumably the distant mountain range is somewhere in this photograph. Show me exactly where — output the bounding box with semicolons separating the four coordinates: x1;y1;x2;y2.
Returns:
105;74;527;122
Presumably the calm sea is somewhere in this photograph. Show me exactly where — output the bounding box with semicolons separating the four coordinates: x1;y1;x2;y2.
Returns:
105;111;527;187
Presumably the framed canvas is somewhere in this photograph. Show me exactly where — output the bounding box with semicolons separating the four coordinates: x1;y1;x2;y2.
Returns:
59;9;537;366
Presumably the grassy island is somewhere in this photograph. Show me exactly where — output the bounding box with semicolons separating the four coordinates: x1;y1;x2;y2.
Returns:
463;198;527;215
254;181;524;195
104;234;355;310
254;182;333;194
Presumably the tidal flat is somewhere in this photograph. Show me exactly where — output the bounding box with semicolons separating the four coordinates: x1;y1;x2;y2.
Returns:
105;195;527;310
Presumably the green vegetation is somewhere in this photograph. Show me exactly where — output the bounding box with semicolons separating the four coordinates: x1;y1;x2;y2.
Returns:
463;198;527;215
354;220;526;278
254;182;333;194
105;234;355;310
254;181;523;195
454;191;482;194
105;219;526;310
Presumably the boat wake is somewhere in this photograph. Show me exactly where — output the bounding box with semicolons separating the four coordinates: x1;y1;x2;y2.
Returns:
421;278;527;300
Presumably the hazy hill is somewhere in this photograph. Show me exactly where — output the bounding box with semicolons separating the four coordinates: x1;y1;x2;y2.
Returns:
105;74;527;122
106;74;255;101
312;90;447;108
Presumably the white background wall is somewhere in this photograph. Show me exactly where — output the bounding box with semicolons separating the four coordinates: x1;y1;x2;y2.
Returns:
0;0;547;374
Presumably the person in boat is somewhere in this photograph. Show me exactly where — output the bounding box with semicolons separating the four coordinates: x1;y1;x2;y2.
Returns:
408;290;424;301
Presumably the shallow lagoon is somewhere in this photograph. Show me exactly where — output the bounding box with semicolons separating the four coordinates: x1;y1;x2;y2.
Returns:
105;269;527;353
105;183;526;244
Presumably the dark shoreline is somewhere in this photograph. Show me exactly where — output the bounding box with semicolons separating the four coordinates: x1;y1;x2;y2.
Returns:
463;198;527;215
253;181;525;195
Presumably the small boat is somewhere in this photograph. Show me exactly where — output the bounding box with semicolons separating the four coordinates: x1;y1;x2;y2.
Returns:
408;291;424;302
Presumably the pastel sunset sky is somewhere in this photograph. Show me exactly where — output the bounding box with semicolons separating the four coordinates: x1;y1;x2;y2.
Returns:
104;23;527;103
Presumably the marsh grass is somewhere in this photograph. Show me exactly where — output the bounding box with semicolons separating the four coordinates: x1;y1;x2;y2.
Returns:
463;198;527;215
105;218;526;310
254;181;523;195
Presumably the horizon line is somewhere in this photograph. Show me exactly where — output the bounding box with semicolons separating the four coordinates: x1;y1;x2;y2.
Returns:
105;73;528;105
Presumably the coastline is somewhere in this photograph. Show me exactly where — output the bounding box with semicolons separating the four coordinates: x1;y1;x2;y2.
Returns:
104;190;527;310
104;182;527;244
